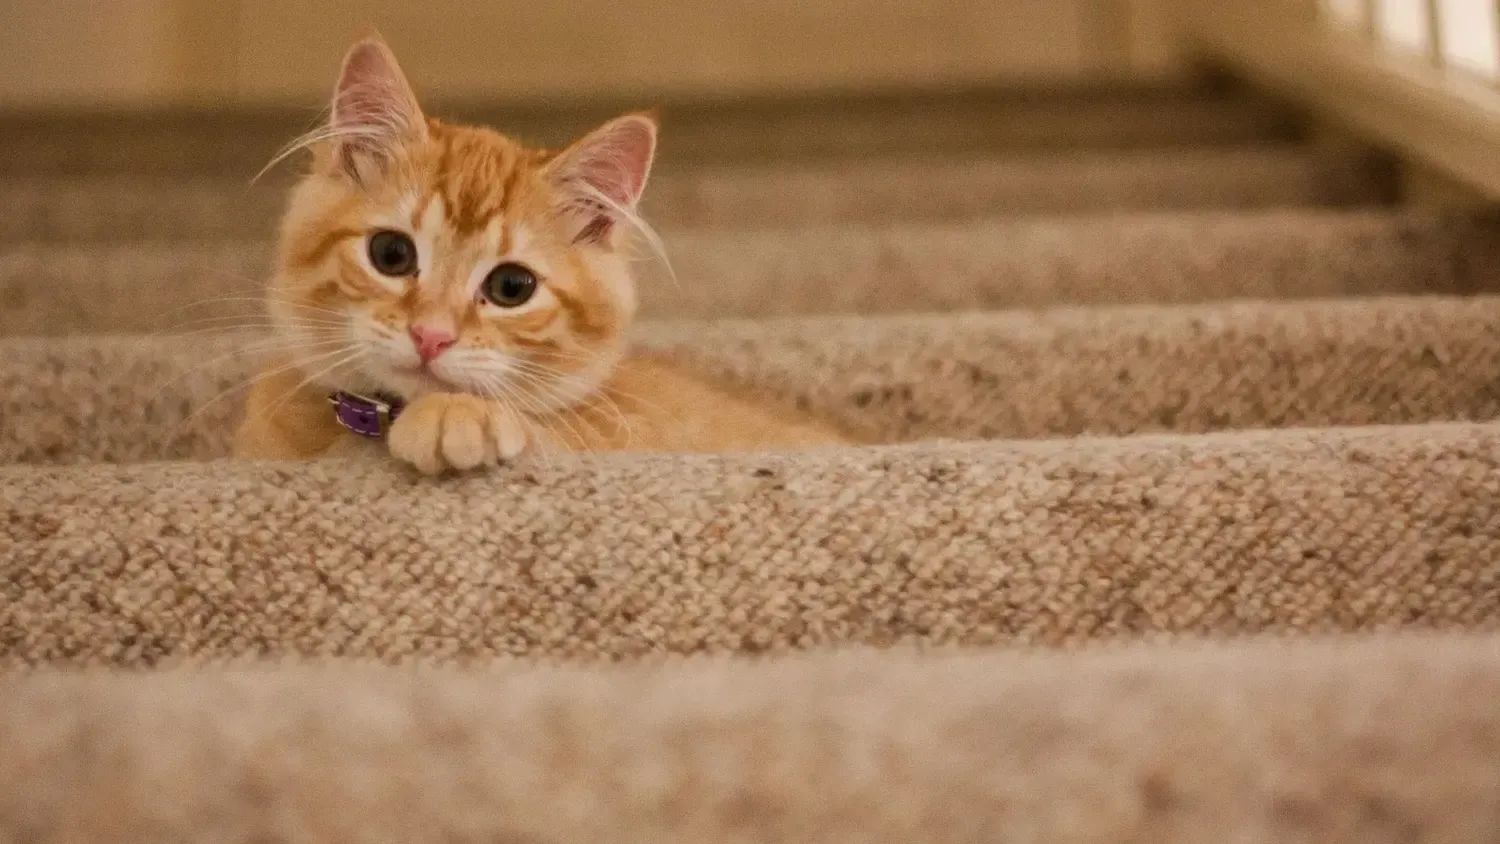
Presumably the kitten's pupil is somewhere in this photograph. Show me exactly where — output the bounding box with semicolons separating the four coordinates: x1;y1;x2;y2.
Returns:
368;230;418;276
481;263;538;308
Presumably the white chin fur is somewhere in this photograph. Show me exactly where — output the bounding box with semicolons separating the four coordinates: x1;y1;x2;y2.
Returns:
364;350;613;413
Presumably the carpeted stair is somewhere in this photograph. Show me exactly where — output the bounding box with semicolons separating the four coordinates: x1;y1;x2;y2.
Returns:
3;77;1500;842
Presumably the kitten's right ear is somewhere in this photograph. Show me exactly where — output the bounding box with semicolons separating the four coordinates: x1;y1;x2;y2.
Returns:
325;34;427;184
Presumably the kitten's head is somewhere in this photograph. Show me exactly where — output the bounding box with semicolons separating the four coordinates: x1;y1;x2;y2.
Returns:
267;34;658;409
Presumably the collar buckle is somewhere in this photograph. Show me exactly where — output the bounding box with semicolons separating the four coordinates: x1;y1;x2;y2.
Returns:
329;391;402;439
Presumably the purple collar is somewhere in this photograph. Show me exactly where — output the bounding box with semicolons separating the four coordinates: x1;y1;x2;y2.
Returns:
328;391;404;438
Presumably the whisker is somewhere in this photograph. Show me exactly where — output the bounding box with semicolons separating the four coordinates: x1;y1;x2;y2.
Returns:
498;369;610;451
142;335;352;410
480;373;588;459
167;309;349;326
503;359;600;400
255;79;427;184
161;316;348;337
501;376;592;453
546;138;678;290
167;293;347;314
507;354;672;422
481;377;572;469
159;293;349;329
502;360;635;437
475;380;557;470
261;348;368;422
156;341;359;458
160;327;339;343
527;363;659;448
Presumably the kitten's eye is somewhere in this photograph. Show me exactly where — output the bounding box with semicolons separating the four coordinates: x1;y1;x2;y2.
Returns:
367;230;418;276
480;262;538;308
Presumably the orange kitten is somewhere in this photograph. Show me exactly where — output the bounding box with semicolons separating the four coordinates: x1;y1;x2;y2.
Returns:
232;35;846;474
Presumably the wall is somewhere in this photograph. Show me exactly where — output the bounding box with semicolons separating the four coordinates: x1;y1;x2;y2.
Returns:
0;0;180;106
0;0;1184;110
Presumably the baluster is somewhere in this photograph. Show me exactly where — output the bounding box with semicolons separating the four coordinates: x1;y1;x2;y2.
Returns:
1427;0;1446;66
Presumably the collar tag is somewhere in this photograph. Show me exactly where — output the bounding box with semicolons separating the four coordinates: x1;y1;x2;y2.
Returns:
329;391;402;439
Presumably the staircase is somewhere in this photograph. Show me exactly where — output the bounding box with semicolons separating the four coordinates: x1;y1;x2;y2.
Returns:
3;75;1500;841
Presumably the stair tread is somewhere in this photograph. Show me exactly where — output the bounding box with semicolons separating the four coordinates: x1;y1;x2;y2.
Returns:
2;420;1497;663
4;76;1500;841
1;635;1497;844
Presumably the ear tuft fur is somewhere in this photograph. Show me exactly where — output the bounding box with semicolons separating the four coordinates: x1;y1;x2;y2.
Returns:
547;113;659;247
327;35;426;182
256;33;426;185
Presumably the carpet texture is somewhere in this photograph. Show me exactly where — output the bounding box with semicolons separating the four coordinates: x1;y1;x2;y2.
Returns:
3;635;1500;843
7;209;1500;335
4;297;1500;464
0;78;1299;177
0;145;1396;243
4;79;1500;842
4;423;1499;665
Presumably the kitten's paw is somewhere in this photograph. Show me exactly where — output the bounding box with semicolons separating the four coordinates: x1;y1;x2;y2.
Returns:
388;393;528;475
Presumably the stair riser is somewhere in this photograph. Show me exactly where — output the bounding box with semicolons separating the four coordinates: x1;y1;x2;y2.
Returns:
4;297;1497;464
0;147;1396;244
0;91;1300;177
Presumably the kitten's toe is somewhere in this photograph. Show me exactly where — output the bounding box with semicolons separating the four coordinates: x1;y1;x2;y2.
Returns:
441;401;494;470
490;408;528;461
388;398;447;475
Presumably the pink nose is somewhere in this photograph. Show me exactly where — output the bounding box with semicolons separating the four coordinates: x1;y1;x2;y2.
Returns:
409;325;456;362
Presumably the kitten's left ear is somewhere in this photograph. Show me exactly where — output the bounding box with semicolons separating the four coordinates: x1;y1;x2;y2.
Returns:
326;34;427;184
546;112;658;243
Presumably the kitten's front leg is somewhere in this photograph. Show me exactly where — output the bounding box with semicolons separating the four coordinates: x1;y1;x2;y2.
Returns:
387;393;528;475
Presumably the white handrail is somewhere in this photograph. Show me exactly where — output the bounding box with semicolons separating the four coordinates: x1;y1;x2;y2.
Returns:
1174;0;1500;198
1325;0;1500;77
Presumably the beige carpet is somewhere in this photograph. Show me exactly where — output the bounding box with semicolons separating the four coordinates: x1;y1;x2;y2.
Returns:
8;209;1500;334
3;80;1500;842
5;636;1500;843
5;422;1500;664
0;145;1396;243
6;297;1500;462
0;78;1298;177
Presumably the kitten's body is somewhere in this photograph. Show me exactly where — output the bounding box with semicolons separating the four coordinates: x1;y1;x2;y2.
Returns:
235;354;844;464
232;35;844;473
